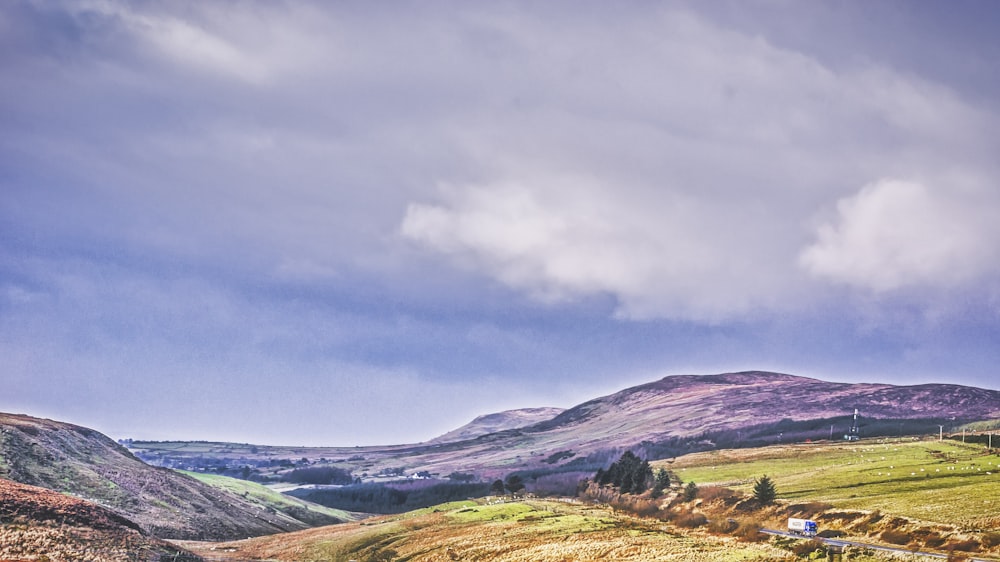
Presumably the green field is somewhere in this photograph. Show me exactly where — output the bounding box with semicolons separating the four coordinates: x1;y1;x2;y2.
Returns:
663;439;1000;528
179;471;359;524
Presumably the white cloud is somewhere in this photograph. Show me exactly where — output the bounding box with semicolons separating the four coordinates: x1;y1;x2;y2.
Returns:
800;179;1000;291
401;177;791;321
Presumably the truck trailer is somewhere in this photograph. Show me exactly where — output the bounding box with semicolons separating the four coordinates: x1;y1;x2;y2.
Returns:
788;518;818;537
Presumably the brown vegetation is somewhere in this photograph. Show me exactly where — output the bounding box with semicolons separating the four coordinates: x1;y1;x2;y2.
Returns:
0;478;197;561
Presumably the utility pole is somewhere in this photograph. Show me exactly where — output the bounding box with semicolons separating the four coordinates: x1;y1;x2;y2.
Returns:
938;425;944;441
962;429;966;443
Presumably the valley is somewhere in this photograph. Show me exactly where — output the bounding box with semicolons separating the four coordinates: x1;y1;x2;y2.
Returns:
2;371;999;560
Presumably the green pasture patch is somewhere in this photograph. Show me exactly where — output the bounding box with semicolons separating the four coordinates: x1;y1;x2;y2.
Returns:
447;501;536;523
445;500;614;535
404;500;478;518
667;439;999;527
180;470;357;521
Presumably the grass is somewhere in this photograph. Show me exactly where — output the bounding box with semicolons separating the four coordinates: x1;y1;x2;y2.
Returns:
664;439;1000;528
184;499;813;561
179;471;358;523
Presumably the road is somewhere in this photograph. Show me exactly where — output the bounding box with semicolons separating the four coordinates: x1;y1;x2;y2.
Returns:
762;528;998;561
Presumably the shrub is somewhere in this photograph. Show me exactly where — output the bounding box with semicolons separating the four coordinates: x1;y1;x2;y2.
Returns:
945;539;980;553
980;532;1000;548
734;519;766;542
628;498;660;517
682;481;698;501
674;511;707;528
790;538;826;558
880;529;911;545
707;517;738;534
924;532;947;548
697;486;739;502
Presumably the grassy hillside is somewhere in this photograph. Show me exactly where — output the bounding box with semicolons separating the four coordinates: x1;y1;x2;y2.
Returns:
180;498;805;561
0;413;332;540
180;471;358;525
662;438;1000;529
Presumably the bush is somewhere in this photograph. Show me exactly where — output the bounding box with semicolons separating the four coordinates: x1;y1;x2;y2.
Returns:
790;538;826;558
707;517;738;534
734;519;766;542
945;539;980;553
924;532;947;548
674;511;708;528
981;532;1000;548
880;529;911;545
697;486;740;502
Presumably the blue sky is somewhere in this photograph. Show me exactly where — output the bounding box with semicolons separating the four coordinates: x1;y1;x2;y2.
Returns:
2;1;999;445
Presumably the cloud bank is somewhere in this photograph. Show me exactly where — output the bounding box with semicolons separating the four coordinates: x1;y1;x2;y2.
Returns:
2;1;1000;444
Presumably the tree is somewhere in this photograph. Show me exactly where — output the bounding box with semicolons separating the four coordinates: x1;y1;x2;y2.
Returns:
752;475;777;504
683;481;698;501
490;479;506;496
652;468;672;498
505;474;525;495
594;451;652;494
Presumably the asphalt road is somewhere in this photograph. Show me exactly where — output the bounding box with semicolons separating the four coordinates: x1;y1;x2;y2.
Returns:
761;528;997;561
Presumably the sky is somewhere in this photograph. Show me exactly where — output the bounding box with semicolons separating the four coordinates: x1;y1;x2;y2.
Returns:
2;1;999;446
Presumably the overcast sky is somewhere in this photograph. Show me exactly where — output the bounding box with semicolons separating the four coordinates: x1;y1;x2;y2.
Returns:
3;1;999;446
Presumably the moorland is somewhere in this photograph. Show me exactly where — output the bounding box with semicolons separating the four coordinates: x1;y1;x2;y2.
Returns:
2;371;999;560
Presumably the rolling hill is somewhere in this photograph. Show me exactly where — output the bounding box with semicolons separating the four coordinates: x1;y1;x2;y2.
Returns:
428;407;566;443
131;371;1000;482
0;413;349;540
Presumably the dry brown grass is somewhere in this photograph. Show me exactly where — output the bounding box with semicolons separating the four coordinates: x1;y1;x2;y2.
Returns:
0;478;195;562
182;499;800;561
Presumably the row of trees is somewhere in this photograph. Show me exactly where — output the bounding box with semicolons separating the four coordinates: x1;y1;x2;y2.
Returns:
592;451;776;506
594;451;653;494
490;474;525;496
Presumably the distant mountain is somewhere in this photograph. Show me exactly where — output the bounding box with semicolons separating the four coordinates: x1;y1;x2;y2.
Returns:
428;407;565;443
362;371;1000;475
80;372;1000;484
523;371;1000;449
0;413;347;540
0;478;197;560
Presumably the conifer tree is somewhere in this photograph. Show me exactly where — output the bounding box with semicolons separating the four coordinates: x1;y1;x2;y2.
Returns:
752;475;777;504
683;480;698;501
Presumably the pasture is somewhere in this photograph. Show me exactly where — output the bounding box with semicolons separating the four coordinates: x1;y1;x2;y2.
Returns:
664;439;1000;529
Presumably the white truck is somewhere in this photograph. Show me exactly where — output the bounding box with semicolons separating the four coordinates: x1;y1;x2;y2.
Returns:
788;518;818;537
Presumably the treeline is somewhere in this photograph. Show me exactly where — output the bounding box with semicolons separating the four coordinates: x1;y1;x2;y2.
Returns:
291;480;491;514
281;466;354;485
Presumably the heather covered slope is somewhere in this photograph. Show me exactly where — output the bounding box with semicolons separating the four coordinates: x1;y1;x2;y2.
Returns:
0;477;198;561
428;407;565;443
0;413;346;540
130;371;1000;480
523;371;1000;449
396;371;1000;475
